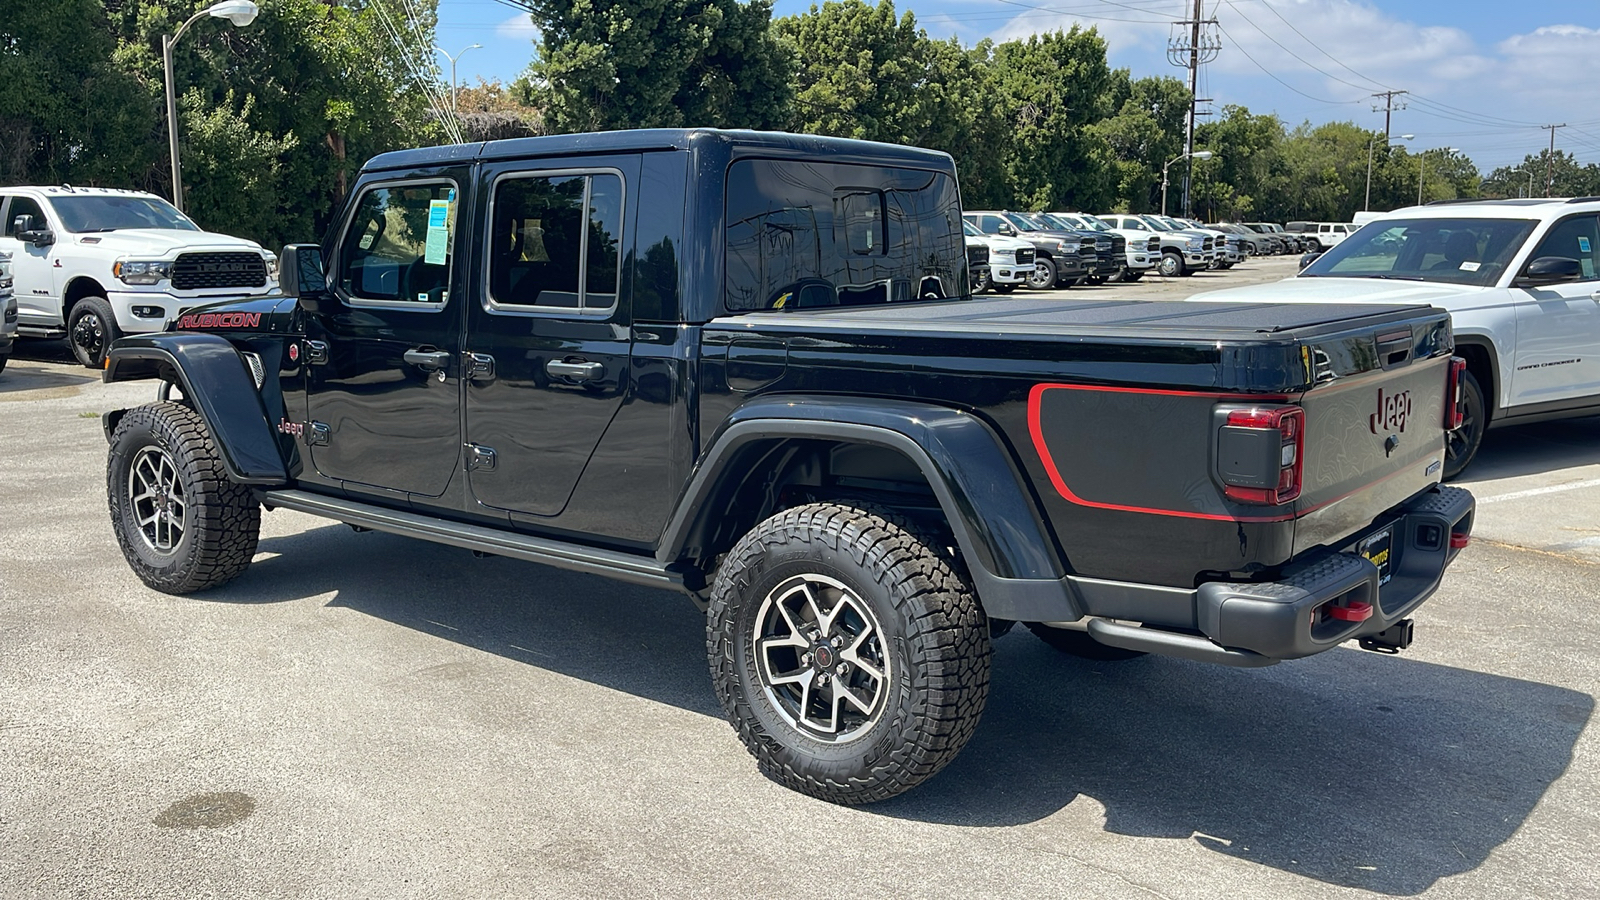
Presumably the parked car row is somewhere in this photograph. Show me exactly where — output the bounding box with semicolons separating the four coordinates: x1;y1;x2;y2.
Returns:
963;210;1316;288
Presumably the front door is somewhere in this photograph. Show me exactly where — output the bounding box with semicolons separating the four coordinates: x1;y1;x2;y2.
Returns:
0;195;61;327
463;157;638;518
1510;213;1600;406
304;176;467;498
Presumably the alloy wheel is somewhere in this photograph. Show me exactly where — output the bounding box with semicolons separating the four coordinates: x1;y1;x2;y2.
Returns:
128;446;187;555
752;573;890;743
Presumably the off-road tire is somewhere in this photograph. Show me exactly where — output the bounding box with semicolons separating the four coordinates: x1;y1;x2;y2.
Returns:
1026;256;1057;290
1443;370;1487;481
68;296;120;369
708;503;992;805
107;402;260;594
1027;621;1148;660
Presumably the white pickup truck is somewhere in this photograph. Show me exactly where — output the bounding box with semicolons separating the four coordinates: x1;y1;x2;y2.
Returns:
0;187;278;367
0;250;14;373
1193;198;1600;477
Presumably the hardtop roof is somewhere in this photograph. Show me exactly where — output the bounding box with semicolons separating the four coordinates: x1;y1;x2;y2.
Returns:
361;128;956;173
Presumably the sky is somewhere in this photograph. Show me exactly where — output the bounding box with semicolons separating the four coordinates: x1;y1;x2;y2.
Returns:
433;0;1600;172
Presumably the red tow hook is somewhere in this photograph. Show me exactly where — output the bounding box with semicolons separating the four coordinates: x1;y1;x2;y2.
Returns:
1450;532;1470;549
1327;599;1374;623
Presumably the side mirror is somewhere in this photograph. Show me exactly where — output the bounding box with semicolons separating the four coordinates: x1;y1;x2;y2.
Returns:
278;243;330;303
1298;251;1324;271
1516;255;1584;287
996;223;1016;236
13;215;53;247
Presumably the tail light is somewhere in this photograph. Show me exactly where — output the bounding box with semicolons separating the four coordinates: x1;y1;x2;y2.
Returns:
1216;406;1305;506
1444;356;1467;429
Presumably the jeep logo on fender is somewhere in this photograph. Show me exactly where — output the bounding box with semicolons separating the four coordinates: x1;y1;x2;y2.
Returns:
1369;387;1412;434
177;312;261;330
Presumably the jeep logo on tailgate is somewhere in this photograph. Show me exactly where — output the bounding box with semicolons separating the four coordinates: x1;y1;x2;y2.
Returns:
1370;387;1411;434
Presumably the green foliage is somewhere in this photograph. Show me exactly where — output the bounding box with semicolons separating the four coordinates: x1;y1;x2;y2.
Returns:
1482;151;1600;199
523;0;792;133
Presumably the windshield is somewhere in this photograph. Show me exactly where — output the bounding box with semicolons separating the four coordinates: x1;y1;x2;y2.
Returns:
963;220;982;237
1065;214;1111;232
1002;212;1044;232
1300;217;1537;286
47;195;200;233
1139;216;1175;232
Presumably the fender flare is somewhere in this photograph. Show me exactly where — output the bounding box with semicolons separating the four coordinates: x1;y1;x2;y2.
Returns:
1452;333;1503;417
102;333;288;486
658;395;1082;622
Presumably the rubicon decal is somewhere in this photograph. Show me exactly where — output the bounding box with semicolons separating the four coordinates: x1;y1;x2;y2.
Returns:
177;311;261;330
1370;387;1411;434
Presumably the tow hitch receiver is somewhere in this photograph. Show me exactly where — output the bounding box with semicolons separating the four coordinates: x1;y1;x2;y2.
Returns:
1358;619;1414;654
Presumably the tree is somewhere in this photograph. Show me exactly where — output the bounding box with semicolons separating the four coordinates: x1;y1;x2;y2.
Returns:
1483;150;1600;199
521;0;792;133
1191;105;1282;220
987;27;1116;211
1089;74;1190;213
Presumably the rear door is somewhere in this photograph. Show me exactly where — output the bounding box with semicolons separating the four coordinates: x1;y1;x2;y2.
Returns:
463;155;638;518
1509;213;1600;405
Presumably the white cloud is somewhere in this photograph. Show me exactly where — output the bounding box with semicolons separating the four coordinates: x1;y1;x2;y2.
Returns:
497;13;540;42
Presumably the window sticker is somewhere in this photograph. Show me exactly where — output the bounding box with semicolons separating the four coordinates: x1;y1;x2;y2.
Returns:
424;199;450;265
417;292;429;303
1579;236;1592;253
1459;261;1481;272
357;233;375;250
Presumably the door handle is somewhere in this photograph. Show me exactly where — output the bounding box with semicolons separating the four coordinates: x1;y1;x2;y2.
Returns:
403;348;452;371
545;359;604;381
464;352;495;382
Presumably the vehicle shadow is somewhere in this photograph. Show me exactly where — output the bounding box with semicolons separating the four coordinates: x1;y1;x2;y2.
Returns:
7;338;77;365
1456;415;1600;483
0;359;98;395
221;524;1586;896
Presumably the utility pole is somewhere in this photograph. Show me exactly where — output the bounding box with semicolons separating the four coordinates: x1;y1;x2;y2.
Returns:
1542;123;1566;196
1167;1;1220;217
1369;90;1408;141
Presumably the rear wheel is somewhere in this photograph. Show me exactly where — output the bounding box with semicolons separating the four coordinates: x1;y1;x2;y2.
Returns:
68;296;120;369
1026;257;1057;290
708;503;992;805
107;402;261;593
1027;622;1149;660
1444;370;1487;480
1158;251;1184;277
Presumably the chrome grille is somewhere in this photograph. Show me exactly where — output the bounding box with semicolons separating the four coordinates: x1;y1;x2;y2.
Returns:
171;252;268;291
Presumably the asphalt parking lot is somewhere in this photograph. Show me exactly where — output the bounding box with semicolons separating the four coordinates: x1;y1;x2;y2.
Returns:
2;265;1597;898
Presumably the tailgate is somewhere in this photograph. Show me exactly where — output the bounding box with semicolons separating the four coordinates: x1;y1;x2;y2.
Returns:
1292;319;1453;554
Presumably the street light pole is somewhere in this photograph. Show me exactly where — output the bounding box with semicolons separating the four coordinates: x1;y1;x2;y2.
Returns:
1365;133;1413;212
437;44;482;115
163;1;260;212
1162;150;1213;216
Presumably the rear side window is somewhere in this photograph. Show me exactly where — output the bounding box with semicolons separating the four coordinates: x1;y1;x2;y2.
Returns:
338;182;458;305
725;159;966;311
488;171;624;311
1528;215;1600;281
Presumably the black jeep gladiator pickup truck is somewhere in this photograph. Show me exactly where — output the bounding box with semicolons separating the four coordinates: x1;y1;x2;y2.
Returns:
99;129;1475;805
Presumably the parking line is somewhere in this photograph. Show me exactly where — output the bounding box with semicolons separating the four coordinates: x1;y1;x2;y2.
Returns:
1476;477;1600;505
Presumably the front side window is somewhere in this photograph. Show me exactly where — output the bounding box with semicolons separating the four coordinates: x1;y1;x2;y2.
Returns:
489;172;623;310
1301;217;1538;287
48;195;198;233
4;196;48;236
339;182;458;304
725;159;965;310
1527;215;1600;281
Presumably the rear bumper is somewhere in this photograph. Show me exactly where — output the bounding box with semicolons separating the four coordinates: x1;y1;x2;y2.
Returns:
1063;486;1475;664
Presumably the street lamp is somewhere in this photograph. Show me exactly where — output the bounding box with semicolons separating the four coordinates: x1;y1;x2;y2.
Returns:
1162;150;1214;216
163;1;260;212
1365;133;1414;212
437;43;482;115
1418;147;1460;206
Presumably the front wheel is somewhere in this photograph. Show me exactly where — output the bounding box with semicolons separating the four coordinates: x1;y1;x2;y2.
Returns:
1026;257;1057;290
1157;251;1184;277
107;402;261;593
708;503;992;805
1443;370;1487;480
69;296;121;369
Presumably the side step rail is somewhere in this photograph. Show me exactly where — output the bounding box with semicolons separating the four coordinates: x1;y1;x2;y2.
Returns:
1086;618;1278;668
258;489;680;592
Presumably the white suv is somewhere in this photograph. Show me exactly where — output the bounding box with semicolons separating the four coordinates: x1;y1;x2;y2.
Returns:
1191;198;1600;477
0;187;278;367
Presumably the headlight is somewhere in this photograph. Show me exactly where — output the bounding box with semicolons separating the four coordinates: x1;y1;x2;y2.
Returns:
263;254;279;280
1054;240;1074;254
115;260;173;285
1188;238;1203;249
